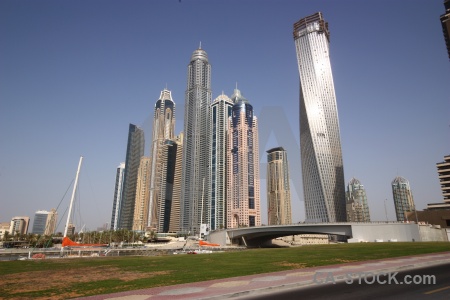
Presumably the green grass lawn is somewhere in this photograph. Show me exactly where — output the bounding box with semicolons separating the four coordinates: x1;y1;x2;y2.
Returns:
1;242;449;299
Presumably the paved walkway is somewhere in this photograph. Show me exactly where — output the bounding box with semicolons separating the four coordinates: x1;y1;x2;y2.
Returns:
74;251;450;300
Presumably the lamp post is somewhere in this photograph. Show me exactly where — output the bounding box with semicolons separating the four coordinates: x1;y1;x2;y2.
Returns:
384;199;389;222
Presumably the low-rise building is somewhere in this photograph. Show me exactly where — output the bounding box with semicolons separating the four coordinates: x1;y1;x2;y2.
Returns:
282;234;329;245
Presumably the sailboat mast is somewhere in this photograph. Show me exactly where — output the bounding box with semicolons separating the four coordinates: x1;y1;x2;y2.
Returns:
64;156;83;237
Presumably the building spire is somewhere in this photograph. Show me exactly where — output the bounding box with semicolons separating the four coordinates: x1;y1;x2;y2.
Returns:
199;41;202;49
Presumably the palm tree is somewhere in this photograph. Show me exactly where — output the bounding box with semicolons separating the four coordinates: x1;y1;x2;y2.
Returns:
2;231;10;242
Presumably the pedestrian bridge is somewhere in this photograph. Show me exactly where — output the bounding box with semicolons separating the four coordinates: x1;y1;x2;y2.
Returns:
208;222;425;247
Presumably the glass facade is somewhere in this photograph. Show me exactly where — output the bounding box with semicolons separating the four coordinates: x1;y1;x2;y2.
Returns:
392;176;415;222
345;178;371;222
267;147;292;225
118;124;145;230
110;162;125;230
147;89;175;230
181;48;212;234
32;211;48;235
210;94;233;230
226;89;261;228
293;12;346;222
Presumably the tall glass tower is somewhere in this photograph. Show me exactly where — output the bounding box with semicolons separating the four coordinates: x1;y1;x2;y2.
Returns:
392;176;415;222
119;124;145;230
210;93;233;230
267;147;292;225
32;211;49;235
110;162;125;230
132;156;151;231
345;178;370;222
293;12;346;222
148;89;175;230
158;133;183;233
181;47;212;234
440;0;450;60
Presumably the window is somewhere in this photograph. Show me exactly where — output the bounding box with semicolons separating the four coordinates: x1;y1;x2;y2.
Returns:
249;216;255;227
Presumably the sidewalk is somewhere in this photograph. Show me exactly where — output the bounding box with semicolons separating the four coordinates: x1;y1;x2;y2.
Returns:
74;251;450;300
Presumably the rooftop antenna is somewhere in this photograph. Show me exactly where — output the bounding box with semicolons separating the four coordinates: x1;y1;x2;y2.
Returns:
199;41;202;49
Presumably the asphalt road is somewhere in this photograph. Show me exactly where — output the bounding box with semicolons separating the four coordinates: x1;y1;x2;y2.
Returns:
243;262;450;300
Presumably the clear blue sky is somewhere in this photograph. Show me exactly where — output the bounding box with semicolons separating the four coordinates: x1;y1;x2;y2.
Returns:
1;0;449;232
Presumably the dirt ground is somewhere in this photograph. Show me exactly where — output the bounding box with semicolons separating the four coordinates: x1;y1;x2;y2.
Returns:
1;264;169;299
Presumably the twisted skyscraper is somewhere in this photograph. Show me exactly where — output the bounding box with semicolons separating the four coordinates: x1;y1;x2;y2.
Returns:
181;47;212;234
293;12;346;222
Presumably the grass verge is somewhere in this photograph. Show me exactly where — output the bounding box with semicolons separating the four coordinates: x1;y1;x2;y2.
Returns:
0;242;449;299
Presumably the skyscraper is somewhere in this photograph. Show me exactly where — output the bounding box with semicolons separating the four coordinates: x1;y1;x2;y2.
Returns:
441;0;450;60
148;89;176;230
267;147;292;225
436;155;450;205
119;124;145;230
210;93;233;230
45;208;58;235
32;210;49;235
293;12;346;222
169;132;183;232
10;216;30;236
345;178;370;222
181;47;212;234
133;156;151;231
110;162;125;230
227;89;261;228
392;176;415;222
157;133;183;233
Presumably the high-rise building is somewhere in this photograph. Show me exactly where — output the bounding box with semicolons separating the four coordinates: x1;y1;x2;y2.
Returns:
10;216;30;236
119;124;145;230
157;133;183;233
437;155;450;204
427;155;450;210
293;12;346;222
172;133;183;232
267;147;292;225
148;89;175;230
32;210;49;235
210;93;233;230
132;156;151;231
392;176;415;222
181;47;212;234
226;89;261;228
45;208;57;235
345;178;370;222
110;162;125;230
441;0;450;60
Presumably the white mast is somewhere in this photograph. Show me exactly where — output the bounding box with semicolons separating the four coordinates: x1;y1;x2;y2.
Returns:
64;156;83;238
